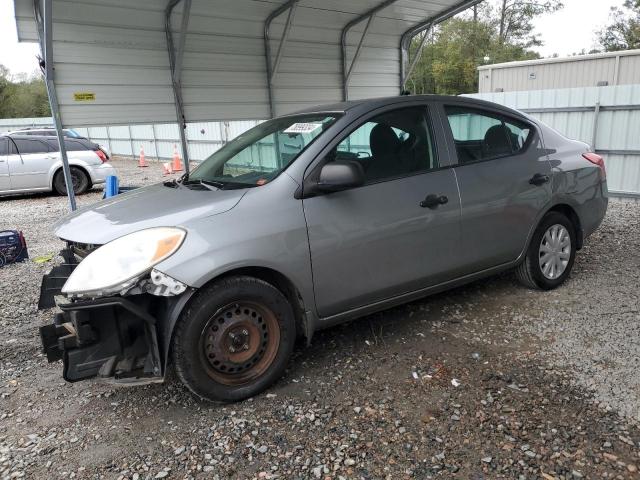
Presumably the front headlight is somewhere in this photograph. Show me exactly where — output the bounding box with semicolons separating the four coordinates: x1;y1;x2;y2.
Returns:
62;227;186;297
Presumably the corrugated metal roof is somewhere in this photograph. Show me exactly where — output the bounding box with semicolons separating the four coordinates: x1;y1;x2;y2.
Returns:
14;0;478;126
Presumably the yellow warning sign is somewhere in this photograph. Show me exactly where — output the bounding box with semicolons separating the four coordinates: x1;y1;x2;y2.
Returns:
73;92;96;102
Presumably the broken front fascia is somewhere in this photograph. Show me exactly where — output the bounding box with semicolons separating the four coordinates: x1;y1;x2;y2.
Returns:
61;227;187;299
38;228;192;385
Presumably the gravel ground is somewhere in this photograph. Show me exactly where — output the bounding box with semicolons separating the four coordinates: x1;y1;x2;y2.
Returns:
0;157;639;479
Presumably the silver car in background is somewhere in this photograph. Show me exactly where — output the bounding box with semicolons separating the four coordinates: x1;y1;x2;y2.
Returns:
0;134;115;196
38;95;607;403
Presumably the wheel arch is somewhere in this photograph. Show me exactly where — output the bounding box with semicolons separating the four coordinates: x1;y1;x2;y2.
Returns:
545;203;584;250
50;163;93;191
161;266;313;374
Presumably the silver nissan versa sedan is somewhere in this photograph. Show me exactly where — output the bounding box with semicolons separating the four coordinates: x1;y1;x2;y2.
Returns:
39;95;608;402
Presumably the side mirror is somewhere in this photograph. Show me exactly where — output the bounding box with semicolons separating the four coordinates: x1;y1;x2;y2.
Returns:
316;161;365;193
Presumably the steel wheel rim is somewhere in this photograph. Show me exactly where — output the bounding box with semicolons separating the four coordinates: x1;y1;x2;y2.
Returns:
199;302;280;386
539;224;571;280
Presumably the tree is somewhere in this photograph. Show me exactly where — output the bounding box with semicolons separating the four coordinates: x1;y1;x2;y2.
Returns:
0;65;51;118
405;0;554;96
494;0;564;47
598;0;640;52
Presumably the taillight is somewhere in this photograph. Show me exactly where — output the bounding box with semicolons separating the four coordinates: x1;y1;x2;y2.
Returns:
583;152;606;180
95;149;108;163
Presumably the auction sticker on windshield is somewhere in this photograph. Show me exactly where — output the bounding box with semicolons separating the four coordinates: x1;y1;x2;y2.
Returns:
284;123;323;134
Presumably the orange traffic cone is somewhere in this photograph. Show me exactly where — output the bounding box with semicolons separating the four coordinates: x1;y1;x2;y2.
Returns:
138;146;148;168
172;144;183;171
162;162;173;176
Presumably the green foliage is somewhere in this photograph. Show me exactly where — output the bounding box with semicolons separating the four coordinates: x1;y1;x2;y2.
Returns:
405;0;563;96
598;0;640;52
0;65;51;119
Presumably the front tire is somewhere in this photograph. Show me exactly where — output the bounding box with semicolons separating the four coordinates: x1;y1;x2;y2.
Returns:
516;211;576;290
53;166;90;195
172;276;296;402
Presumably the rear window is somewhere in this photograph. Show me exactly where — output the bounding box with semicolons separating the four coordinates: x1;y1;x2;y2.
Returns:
0;138;7;155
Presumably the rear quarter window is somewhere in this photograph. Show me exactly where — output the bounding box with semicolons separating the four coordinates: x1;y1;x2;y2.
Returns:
13;139;52;155
46;139;92;152
445;106;533;164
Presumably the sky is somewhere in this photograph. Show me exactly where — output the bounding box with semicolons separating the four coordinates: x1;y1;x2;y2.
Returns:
0;0;631;76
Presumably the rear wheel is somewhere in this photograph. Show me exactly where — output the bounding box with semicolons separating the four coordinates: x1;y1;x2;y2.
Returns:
172;276;296;402
516;211;576;290
53;166;90;195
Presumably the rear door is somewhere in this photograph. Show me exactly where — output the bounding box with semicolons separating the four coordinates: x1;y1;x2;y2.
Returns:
7;138;57;190
441;104;552;271
302;104;463;318
0;138;11;190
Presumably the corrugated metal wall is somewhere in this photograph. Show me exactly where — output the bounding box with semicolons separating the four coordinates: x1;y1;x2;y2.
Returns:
0;117;54;131
74;120;262;162
478;50;640;93
466;85;640;197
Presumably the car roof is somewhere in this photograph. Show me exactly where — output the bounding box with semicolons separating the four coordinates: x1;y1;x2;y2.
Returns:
291;94;528;121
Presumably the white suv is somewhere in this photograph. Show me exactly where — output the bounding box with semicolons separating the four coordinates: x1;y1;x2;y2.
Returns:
0;134;116;196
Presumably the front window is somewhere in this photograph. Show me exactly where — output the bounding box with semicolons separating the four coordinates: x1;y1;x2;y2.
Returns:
187;113;339;188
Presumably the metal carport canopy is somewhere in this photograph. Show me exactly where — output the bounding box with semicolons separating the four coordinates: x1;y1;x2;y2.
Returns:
16;0;481;125
14;0;481;209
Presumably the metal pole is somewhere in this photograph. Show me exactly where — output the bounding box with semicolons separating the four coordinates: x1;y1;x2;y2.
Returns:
341;0;400;101
127;124;135;158
403;26;431;90
151;123;158;160
264;0;300;118
591;101;601;149
399;0;484;92
344;14;375;100
165;0;191;176
40;0;76;210
271;3;298;83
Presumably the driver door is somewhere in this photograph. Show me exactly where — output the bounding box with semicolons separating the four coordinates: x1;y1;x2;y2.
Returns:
302;105;462;318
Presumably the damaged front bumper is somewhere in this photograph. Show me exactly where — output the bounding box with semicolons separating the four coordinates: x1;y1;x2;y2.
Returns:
38;248;193;385
40;296;163;383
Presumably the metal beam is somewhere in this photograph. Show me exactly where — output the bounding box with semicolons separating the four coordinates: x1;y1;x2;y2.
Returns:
264;0;300;118
34;0;76;210
400;0;484;91
341;0;400;101
165;0;191;176
403;26;432;91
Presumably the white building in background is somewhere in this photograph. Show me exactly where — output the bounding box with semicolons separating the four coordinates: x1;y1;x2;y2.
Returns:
470;50;640;198
478;49;640;93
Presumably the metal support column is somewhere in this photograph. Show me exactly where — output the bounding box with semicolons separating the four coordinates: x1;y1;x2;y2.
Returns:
264;0;299;118
400;0;484;91
34;0;76;210
165;0;192;176
341;0;400;101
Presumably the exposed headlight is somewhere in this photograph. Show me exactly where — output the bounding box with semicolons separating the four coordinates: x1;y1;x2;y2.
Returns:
62;227;186;297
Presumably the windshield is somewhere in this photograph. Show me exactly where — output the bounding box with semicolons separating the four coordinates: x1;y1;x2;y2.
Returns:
186;113;339;188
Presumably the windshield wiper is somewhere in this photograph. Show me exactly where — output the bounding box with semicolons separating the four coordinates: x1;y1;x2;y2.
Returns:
163;178;180;188
183;179;225;191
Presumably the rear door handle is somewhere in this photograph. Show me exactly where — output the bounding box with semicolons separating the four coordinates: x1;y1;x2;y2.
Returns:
420;194;448;209
529;173;550;186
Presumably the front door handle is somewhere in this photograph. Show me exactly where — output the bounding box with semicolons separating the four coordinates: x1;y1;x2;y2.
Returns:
420;194;448;209
529;173;550;186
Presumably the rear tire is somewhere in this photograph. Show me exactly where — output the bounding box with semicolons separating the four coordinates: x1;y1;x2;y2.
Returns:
172;276;296;402
516;211;576;290
53;167;90;195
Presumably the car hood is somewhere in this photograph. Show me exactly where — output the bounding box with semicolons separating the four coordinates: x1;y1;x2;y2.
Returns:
54;183;247;245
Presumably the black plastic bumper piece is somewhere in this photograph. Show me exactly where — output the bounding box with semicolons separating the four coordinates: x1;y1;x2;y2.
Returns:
40;296;163;383
38;248;78;310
